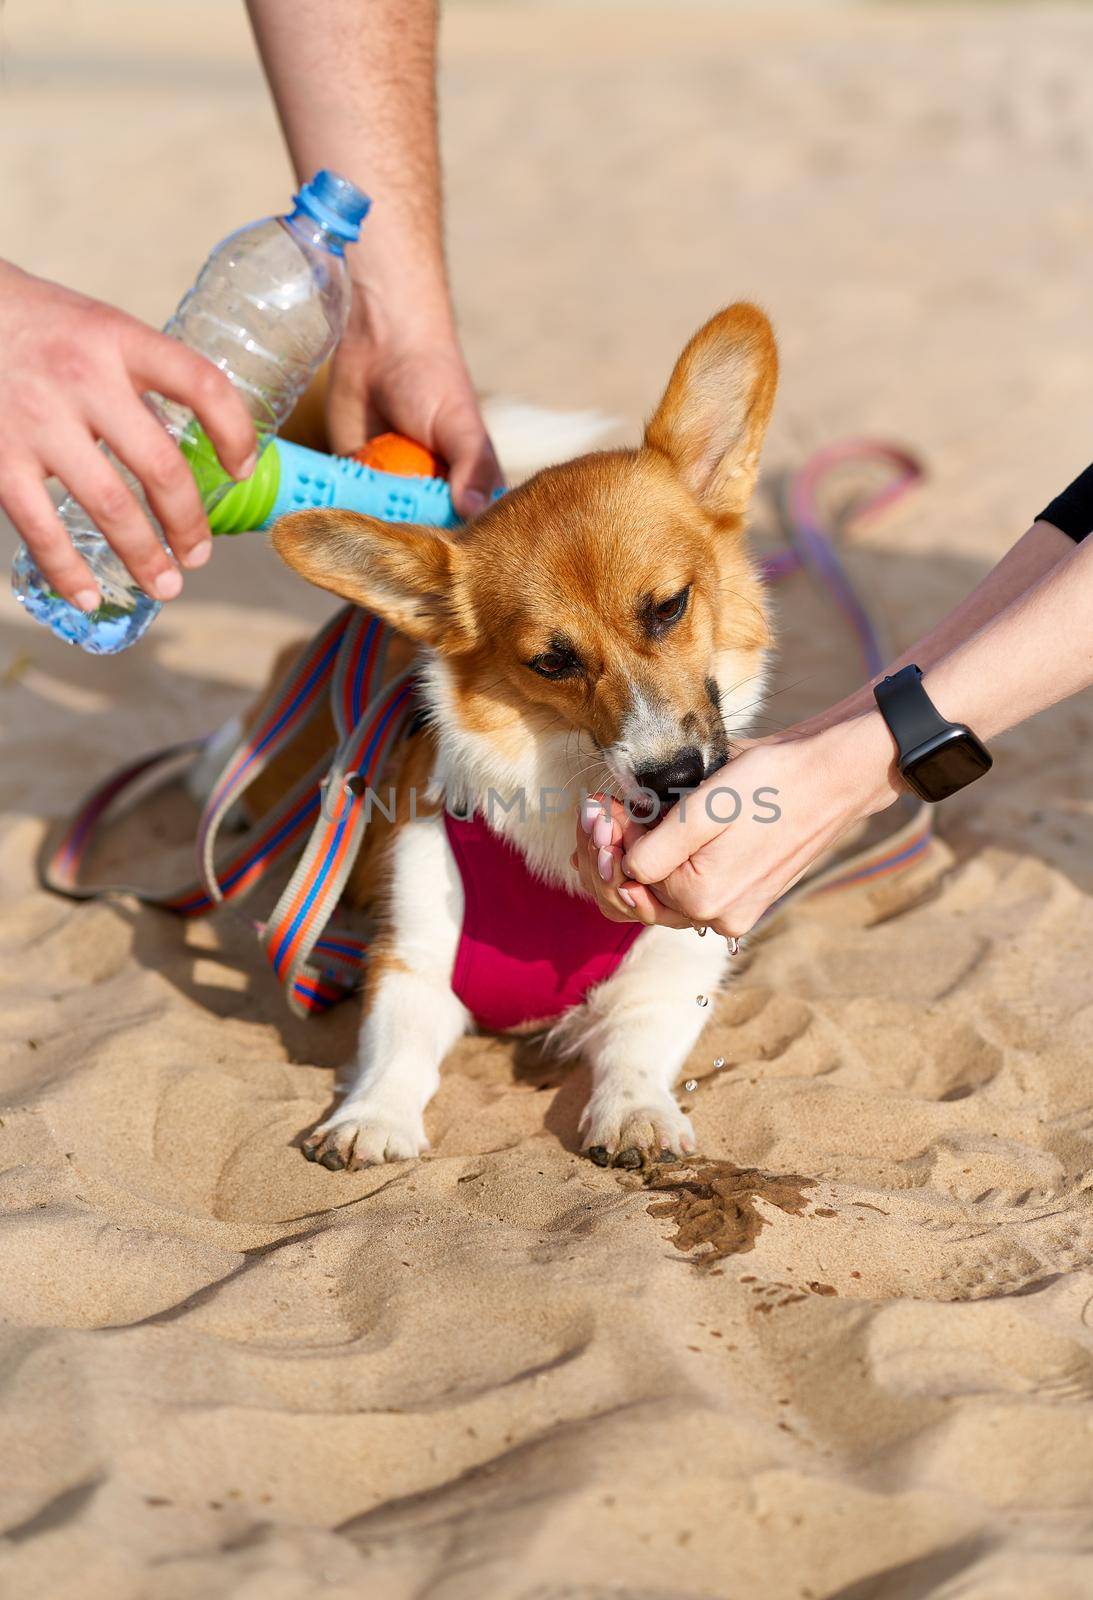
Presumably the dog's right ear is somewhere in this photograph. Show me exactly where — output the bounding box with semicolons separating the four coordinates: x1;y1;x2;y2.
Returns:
644;302;778;525
271;512;471;650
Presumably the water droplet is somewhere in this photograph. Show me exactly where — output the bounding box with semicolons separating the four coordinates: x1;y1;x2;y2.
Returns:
696;995;708;1007
713;1057;726;1070
684;1078;698;1093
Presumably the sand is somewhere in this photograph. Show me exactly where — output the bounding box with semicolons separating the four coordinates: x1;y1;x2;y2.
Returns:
3;3;1093;1595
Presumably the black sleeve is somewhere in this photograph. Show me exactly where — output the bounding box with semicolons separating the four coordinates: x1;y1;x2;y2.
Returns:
1037;463;1093;542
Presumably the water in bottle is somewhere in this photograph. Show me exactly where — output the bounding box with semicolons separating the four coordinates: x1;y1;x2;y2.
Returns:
10;169;370;653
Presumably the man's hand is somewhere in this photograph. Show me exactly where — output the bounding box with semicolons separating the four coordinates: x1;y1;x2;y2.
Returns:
247;0;501;524
0;262;257;611
326;296;501;518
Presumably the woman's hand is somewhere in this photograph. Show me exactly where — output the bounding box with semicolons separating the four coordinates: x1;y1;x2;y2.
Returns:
574;714;902;938
0;262;257;611
572;794;691;928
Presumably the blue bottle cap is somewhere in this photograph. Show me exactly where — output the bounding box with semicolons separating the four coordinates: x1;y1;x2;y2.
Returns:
292;170;371;243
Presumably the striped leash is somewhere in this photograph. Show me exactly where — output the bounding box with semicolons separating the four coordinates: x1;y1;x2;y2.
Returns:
44;604;413;1017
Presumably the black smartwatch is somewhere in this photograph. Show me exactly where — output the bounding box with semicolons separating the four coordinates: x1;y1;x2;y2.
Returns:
873;665;992;803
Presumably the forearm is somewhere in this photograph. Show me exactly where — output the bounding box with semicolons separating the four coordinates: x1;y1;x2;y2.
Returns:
924;524;1093;739
247;0;452;345
821;525;1093;817
796;518;1076;735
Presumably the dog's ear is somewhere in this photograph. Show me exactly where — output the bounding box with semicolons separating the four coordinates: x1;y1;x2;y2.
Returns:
271;512;471;650
644;303;778;522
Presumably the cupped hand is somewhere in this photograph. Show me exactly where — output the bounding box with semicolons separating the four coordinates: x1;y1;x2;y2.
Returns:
571;794;691;929
0;262;257;610
573;720;902;941
623;725;901;938
325;293;502;521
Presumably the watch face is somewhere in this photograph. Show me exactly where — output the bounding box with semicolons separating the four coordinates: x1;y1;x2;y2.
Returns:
904;728;993;802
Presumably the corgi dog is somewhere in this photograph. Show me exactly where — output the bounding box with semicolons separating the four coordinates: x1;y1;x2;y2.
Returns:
267;304;777;1171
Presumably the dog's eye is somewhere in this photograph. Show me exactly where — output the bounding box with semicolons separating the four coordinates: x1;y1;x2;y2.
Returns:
529;649;578;680
650;586;690;630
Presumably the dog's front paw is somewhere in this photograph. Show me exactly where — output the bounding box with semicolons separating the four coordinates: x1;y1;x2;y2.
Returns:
301;1102;428;1171
579;1088;696;1170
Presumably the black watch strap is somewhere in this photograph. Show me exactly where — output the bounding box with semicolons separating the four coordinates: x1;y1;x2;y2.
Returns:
873;665;949;758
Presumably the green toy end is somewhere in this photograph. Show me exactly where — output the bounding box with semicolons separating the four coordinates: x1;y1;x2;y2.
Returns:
179;427;280;535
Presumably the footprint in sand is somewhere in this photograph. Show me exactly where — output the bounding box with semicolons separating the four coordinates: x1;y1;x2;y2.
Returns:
918;1133;1071;1210
837;1163;1093;1303
866;1294;1093;1405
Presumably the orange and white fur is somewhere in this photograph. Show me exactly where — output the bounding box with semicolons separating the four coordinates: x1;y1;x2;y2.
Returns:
264;305;777;1171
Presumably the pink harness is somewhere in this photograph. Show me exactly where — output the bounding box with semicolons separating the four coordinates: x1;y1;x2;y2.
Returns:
444;810;642;1032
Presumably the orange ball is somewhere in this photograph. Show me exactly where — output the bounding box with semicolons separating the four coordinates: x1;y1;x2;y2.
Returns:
353;432;445;479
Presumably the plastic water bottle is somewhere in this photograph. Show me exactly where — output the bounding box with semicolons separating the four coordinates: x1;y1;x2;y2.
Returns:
10;170;370;654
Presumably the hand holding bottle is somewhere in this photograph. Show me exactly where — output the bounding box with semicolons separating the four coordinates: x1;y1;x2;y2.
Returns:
0;261;257;611
11;171;370;653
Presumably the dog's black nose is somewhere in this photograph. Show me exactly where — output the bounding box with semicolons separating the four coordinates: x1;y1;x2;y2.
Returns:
634;747;705;809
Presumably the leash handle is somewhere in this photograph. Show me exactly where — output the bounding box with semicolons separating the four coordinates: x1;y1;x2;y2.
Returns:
41;607;357;923
43;741;203;901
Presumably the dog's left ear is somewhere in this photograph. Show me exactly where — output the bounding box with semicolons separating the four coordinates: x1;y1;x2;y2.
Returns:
644;302;778;523
271;511;471;650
